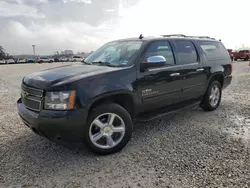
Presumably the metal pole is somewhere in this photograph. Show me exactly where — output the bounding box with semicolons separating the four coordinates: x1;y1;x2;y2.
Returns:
32;45;36;56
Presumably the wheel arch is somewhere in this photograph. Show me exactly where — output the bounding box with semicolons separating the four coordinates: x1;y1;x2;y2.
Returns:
207;72;224;89
87;90;136;118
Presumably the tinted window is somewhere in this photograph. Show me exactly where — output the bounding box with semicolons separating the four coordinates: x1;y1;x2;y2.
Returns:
144;40;175;66
199;41;229;61
175;40;198;64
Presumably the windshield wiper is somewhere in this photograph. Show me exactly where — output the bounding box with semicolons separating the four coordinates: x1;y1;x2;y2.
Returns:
92;61;110;65
91;61;118;67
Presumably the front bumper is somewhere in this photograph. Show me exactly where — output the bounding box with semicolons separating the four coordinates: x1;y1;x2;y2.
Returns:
17;98;87;142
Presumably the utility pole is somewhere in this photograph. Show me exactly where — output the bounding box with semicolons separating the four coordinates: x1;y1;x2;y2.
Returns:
32;45;36;57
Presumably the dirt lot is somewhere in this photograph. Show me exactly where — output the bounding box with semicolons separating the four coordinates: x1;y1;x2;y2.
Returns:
0;62;250;188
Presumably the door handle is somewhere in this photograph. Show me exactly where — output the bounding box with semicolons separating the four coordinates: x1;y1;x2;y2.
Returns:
170;73;180;76
196;68;204;72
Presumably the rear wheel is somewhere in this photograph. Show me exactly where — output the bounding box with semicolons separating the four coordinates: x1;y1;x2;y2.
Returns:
83;103;133;155
244;56;249;61
200;81;222;111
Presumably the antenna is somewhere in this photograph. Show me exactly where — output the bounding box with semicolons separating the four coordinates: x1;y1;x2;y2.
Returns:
139;34;144;39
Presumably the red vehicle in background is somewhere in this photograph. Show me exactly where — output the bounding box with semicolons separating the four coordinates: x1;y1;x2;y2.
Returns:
234;49;250;61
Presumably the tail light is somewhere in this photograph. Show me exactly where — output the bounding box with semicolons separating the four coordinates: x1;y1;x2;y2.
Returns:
229;64;232;74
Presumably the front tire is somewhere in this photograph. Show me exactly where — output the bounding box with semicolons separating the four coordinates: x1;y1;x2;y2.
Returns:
200;81;222;111
83;103;133;155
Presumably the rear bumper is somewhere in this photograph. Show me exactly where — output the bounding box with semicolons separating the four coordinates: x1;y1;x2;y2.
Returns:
223;75;232;89
17;98;87;142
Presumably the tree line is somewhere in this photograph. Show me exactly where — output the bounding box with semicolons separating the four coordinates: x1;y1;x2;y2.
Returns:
0;45;14;59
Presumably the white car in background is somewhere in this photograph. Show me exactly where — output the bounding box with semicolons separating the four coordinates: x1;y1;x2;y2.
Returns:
0;58;6;64
38;57;54;63
59;57;69;62
6;59;15;64
17;59;26;63
71;55;84;62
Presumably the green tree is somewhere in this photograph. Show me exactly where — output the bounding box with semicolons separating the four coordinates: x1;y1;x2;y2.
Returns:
0;46;6;58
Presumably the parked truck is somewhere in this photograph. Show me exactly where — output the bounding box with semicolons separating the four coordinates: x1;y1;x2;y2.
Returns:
234;49;250;61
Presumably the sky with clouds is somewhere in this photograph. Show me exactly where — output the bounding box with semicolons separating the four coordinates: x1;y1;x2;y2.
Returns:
1;0;250;55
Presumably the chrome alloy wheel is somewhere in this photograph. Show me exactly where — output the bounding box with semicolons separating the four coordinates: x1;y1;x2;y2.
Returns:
209;85;220;107
89;113;126;149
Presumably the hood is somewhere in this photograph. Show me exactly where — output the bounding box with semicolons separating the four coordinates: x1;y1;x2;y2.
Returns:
23;64;119;89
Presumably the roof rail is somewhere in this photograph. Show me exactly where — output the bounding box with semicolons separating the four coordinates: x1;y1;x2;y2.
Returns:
187;36;216;40
161;34;216;40
162;34;186;37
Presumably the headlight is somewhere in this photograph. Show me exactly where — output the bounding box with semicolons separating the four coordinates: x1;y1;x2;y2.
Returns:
44;90;76;110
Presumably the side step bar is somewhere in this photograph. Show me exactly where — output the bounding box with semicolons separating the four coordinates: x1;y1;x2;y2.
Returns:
135;100;201;122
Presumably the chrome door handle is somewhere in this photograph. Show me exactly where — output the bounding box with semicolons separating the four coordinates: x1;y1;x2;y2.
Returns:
170;73;180;76
196;68;204;72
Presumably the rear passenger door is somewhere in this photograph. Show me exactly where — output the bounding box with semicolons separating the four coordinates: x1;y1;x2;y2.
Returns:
173;40;207;101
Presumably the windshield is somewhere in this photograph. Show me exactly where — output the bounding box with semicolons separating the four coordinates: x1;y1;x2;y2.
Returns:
239;50;249;53
84;40;143;67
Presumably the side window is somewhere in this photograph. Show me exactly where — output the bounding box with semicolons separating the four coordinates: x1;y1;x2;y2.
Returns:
199;41;228;61
175;40;198;64
144;40;175;66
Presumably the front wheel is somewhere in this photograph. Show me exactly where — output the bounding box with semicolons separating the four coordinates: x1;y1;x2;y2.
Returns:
83;103;133;155
200;81;222;111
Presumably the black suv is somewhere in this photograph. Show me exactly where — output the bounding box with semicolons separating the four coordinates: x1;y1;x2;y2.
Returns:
17;34;232;155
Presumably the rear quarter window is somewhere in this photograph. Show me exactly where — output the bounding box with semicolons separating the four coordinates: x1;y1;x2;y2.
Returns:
198;41;229;61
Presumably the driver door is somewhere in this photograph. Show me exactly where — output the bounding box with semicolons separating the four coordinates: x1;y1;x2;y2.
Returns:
137;40;183;112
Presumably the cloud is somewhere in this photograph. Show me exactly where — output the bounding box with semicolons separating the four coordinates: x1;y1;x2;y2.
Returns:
0;0;140;55
62;0;91;3
0;1;45;18
1;0;250;55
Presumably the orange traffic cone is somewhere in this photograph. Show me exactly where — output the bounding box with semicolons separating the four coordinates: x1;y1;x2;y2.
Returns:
249;61;250;66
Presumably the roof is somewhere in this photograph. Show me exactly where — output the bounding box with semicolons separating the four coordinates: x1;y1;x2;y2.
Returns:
113;34;220;42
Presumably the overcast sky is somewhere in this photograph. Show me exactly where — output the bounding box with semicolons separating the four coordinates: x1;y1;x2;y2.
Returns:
1;0;250;55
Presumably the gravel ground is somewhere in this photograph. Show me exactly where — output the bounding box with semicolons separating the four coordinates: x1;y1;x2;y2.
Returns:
0;62;249;188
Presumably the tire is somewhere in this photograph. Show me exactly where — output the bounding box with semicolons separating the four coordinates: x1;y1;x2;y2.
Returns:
83;103;133;155
244;56;249;61
200;81;222;111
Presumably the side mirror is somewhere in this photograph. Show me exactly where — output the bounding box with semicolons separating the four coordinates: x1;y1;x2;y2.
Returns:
140;56;166;72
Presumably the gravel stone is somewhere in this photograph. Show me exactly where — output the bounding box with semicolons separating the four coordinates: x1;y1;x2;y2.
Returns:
0;62;249;188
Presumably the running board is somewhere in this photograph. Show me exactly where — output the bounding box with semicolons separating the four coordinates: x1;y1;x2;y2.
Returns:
135;100;201;122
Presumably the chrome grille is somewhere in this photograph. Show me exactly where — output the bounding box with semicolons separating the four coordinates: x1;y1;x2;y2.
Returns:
21;84;43;111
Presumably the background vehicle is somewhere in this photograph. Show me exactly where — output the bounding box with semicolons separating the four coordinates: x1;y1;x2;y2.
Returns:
234;49;250;61
71;55;84;62
54;57;60;62
26;58;35;63
0;58;6;64
17;59;26;63
6;59;15;64
17;34;232;155
37;57;54;63
60;57;69;62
